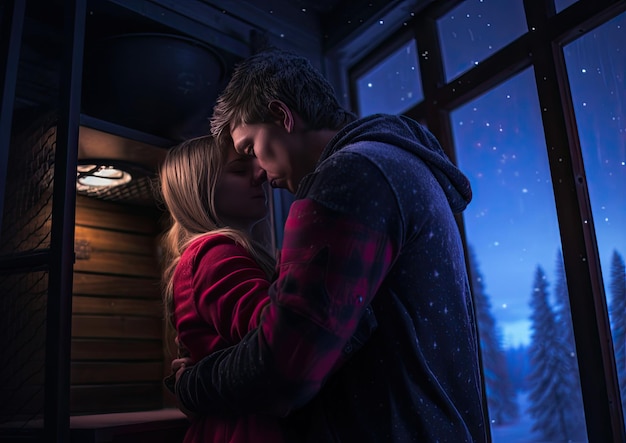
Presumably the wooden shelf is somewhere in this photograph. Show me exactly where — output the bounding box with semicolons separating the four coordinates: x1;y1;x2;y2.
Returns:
70;409;188;443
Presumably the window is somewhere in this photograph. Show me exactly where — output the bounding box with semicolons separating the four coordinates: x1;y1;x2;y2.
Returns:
349;0;626;440
563;10;626;420
437;0;527;81
354;39;422;116
452;68;587;441
556;0;579;13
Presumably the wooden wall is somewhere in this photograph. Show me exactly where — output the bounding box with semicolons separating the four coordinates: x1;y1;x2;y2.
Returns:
71;195;176;414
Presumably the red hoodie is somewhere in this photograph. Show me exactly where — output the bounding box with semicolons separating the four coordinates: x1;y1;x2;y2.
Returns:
173;233;287;443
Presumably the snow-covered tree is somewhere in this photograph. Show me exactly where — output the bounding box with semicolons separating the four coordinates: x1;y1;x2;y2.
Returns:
467;246;518;425
609;250;626;422
527;266;582;441
552;250;587;439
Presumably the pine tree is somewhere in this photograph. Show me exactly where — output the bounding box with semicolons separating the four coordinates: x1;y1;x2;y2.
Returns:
609;250;626;422
505;345;530;391
467;246;518;425
552;250;587;439
527;266;579;441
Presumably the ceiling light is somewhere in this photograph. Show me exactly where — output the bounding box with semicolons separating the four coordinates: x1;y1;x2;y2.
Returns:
76;163;132;191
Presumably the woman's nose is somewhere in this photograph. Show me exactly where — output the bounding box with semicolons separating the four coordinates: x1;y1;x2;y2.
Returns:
251;159;267;185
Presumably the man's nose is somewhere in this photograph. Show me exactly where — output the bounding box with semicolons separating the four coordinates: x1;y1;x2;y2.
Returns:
251;159;267;185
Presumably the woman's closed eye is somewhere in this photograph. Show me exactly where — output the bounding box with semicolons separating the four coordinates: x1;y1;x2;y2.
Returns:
225;156;254;175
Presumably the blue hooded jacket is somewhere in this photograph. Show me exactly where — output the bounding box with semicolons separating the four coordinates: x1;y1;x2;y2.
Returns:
289;113;486;442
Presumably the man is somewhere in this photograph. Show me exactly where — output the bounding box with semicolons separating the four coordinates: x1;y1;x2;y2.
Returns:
174;48;488;442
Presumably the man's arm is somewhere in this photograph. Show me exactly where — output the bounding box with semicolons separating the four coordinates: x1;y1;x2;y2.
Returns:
176;157;400;416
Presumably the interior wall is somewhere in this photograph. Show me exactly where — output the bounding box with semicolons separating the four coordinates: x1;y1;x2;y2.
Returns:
71;194;174;414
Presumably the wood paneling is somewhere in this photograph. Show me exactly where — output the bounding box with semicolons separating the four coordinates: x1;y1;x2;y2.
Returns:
72;316;163;340
75;225;157;255
72;295;162;316
71;196;168;415
74;252;160;278
75;196;161;235
71;362;164;384
71;339;163;361
73;274;160;298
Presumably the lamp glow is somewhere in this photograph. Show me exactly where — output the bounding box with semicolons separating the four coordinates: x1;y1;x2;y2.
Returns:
76;164;132;190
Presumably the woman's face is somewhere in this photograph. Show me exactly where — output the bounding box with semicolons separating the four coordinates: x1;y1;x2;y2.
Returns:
214;147;268;229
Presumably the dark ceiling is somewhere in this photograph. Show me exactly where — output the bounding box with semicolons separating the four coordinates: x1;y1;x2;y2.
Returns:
10;0;432;206
14;0;431;129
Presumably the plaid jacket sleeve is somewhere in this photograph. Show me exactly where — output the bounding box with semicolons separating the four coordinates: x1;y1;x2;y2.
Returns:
176;196;397;416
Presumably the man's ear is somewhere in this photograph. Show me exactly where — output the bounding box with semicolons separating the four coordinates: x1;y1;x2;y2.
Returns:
267;100;294;132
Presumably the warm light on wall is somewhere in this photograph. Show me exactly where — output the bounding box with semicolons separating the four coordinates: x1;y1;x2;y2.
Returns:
76;164;132;191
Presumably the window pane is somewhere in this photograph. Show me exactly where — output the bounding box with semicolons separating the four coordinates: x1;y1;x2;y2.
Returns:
451;69;587;441
437;0;527;82
555;0;579;13
563;10;626;422
355;39;422;117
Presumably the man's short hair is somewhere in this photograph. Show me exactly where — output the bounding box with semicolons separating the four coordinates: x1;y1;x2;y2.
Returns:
210;48;355;144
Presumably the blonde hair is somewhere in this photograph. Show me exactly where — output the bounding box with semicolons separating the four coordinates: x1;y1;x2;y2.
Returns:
157;135;275;331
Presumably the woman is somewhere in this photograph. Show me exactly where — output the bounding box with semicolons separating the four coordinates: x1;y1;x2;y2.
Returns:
158;135;286;442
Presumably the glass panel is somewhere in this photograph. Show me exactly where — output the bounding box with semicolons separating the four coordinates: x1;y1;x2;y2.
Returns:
0;0;63;429
1;0;60;255
0;118;56;254
355;39;422;117
437;0;527;82
563;10;626;423
555;0;579;13
0;271;48;427
451;68;587;441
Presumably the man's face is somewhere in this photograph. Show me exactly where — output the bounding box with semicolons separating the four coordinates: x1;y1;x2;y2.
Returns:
231;121;309;194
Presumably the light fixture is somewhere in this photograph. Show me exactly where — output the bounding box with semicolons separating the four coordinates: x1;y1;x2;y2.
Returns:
76;162;132;191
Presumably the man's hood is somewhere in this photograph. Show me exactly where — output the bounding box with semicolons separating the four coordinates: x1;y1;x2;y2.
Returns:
323;114;472;213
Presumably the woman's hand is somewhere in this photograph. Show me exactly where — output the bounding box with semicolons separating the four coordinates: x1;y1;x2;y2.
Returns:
171;356;193;382
169;356;195;418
